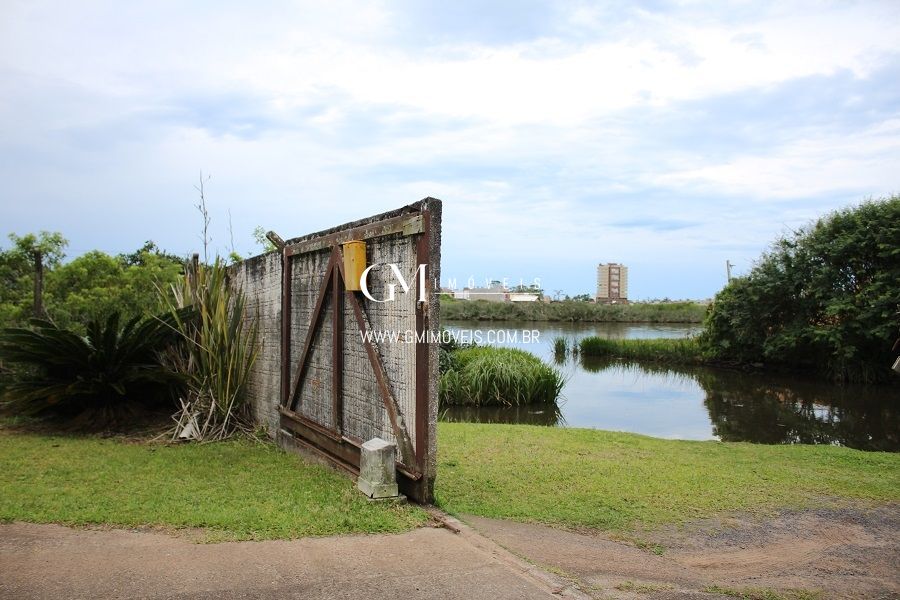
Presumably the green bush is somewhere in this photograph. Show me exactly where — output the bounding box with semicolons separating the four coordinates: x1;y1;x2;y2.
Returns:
701;196;900;383
0;311;188;426
440;346;564;406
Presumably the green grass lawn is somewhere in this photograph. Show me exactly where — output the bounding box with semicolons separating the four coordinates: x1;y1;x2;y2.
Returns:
3;423;898;540
435;423;900;531
0;431;427;541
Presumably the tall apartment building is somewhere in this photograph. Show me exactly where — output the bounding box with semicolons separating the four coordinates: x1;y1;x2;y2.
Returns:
596;263;628;304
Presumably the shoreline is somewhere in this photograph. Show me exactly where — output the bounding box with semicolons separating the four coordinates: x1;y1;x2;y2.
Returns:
441;298;707;324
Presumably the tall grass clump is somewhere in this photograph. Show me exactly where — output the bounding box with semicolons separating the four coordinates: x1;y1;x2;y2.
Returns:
552;336;569;355
579;336;703;365
440;346;565;406
160;258;259;441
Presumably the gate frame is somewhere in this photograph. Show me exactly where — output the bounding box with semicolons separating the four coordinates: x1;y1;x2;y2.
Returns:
275;199;441;503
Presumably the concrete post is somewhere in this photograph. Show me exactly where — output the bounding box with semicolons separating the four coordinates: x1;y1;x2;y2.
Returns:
357;437;399;499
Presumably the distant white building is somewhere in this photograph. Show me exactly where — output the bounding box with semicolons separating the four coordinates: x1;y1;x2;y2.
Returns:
449;283;540;303
455;283;508;302
596;263;628;304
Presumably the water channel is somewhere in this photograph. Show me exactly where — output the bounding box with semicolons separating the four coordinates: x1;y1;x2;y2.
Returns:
442;321;899;451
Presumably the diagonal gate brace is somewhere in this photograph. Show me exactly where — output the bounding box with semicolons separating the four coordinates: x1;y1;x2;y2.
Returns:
285;245;416;467
338;258;416;467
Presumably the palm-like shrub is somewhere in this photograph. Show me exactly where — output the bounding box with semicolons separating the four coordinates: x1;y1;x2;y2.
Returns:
0;311;187;426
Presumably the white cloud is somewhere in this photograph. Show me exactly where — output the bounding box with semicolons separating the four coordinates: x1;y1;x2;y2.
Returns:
651;118;900;199
218;2;900;127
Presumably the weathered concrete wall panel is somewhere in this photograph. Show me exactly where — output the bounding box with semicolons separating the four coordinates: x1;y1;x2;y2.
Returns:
290;249;335;429
229;251;282;434
233;198;441;503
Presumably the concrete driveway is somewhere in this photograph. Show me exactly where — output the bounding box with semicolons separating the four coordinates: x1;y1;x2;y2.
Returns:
0;521;580;600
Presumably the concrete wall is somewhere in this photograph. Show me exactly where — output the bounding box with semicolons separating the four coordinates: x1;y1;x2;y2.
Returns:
229;251;282;434
230;198;441;502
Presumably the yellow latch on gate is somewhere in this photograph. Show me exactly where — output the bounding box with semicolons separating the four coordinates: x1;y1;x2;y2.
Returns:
342;240;366;291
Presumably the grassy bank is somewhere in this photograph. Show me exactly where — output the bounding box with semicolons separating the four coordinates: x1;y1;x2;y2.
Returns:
0;431;427;540
436;423;900;531
442;298;706;323
579;336;706;365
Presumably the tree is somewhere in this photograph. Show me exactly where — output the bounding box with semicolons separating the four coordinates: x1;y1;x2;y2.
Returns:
46;248;183;331
702;196;900;383
118;240;184;268
0;232;67;326
252;226;277;253
1;236;184;331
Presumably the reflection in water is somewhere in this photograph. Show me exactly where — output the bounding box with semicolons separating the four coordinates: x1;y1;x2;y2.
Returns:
578;356;900;451
697;369;899;452
552;349;567;366
442;321;899;452
440;403;565;427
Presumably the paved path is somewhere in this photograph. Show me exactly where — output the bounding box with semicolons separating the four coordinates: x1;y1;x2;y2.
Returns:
0;521;581;600
6;508;895;599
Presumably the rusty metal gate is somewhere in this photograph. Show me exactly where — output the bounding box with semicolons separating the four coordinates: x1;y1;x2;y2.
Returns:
276;199;441;503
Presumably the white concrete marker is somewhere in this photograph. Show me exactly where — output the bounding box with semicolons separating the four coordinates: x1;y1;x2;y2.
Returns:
357;437;399;499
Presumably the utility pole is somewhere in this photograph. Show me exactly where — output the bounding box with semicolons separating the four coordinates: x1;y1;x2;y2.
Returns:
726;260;734;283
33;250;44;318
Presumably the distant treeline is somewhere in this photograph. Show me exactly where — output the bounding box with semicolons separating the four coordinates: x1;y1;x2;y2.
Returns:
441;298;706;323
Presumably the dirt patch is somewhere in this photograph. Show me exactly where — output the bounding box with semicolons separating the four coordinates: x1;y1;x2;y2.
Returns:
462;504;900;599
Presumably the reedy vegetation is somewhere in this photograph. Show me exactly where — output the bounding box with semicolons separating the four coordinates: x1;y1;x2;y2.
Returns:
160;258;259;441
442;298;705;323
440;346;565;406
579;337;704;365
552;336;569;356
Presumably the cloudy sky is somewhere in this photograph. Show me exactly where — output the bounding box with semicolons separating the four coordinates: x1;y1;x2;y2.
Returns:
1;1;898;299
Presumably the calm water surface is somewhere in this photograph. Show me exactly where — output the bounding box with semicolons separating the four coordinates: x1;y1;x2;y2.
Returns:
443;321;899;451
